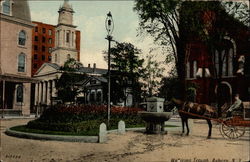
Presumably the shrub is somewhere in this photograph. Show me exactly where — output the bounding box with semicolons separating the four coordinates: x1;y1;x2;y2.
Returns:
27;104;145;133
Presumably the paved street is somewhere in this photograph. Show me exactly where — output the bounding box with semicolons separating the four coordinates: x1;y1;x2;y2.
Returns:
0;118;249;162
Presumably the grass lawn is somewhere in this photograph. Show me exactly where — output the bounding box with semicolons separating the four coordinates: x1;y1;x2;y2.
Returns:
10;125;99;136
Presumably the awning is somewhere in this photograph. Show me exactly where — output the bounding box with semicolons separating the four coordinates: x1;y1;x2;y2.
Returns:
0;74;40;83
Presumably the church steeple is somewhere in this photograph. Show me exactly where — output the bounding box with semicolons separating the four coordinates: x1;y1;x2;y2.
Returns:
52;0;78;66
58;0;74;26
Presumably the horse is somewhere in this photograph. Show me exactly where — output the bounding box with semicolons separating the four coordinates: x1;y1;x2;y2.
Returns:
172;98;218;139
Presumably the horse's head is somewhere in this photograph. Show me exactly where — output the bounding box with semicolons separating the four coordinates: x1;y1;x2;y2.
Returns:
171;98;184;110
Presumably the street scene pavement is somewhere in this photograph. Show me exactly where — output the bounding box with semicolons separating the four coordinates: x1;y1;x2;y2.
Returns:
0;118;249;162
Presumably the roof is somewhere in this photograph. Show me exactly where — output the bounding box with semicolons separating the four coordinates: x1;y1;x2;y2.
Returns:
78;67;108;75
75;75;107;86
46;63;61;70
12;0;31;22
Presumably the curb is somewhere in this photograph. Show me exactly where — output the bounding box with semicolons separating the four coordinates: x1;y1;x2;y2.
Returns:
5;121;183;143
5;128;99;143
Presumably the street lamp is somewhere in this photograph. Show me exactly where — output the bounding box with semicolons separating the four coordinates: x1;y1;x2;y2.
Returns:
105;11;114;127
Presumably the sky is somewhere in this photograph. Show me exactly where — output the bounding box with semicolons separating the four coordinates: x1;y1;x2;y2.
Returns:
29;0;249;73
29;0;166;70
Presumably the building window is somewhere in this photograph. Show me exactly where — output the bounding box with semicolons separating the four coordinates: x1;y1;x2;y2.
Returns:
48;47;52;54
33;63;37;69
34;36;38;41
2;0;11;15
48;38;52;44
42;46;45;52
18;53;25;72
48;56;51;61
48;29;52;36
34;54;38;60
90;80;97;85
90;91;95;102
42;28;46;34
35;27;38;32
66;32;70;43
42;37;45;43
42;55;45;61
16;84;23;103
18;30;26;46
215;48;234;77
97;91;102;102
34;45;38;51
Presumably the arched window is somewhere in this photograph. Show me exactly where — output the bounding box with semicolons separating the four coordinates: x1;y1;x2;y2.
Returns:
18;53;25;72
16;84;23;103
18;30;26;46
2;0;11;15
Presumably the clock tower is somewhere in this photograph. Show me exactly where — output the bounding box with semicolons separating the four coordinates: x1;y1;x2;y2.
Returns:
51;0;78;66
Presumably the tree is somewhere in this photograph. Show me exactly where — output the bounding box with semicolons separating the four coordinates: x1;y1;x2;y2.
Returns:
103;42;144;105
141;54;165;97
56;58;86;103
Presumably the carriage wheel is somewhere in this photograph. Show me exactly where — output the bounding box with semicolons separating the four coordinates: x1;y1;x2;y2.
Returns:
219;123;245;140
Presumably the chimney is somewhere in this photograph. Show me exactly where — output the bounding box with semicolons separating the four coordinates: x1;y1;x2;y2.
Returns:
93;63;96;72
88;64;91;68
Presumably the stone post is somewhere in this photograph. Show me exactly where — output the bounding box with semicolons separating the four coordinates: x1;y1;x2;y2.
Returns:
118;120;125;134
99;123;107;143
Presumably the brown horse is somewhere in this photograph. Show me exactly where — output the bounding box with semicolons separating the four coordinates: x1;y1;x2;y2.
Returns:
172;98;217;139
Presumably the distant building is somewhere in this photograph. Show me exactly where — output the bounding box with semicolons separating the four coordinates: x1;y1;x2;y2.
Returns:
33;0;108;107
31;21;80;76
0;0;37;116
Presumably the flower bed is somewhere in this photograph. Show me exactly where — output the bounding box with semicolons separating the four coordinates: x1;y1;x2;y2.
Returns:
27;105;145;134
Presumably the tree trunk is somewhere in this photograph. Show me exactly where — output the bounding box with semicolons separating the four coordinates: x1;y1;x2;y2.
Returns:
176;41;187;101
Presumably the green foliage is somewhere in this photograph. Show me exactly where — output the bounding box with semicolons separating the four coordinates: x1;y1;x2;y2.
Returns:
103;42;145;105
141;54;165;97
60;58;83;72
56;58;86;103
186;82;199;102
158;77;181;101
56;73;86;103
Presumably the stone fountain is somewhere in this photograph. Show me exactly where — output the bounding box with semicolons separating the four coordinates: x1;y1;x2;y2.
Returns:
139;97;172;134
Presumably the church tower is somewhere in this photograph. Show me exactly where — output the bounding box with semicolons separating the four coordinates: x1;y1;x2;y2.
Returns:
52;0;78;66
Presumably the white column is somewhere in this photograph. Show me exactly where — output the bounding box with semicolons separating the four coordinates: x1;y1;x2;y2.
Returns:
39;82;42;104
47;81;51;105
42;82;46;104
51;80;57;97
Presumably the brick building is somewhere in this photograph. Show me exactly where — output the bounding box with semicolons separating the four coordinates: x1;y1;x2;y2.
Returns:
182;2;250;115
31;21;81;76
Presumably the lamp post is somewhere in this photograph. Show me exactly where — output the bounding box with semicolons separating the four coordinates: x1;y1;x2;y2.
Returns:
105;11;114;127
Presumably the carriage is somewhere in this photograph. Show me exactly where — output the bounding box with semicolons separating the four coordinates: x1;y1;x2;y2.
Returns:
218;102;250;140
176;100;250;140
